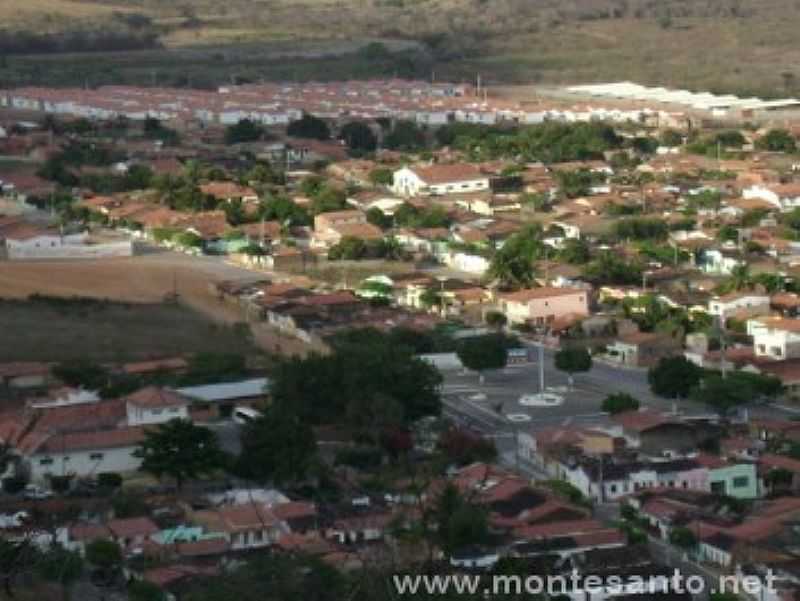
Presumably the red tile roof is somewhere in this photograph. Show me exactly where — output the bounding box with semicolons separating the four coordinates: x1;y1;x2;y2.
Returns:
0;361;51;378
411;163;485;185
121;357;188;375
218;503;279;532
108;517;159;540
759;453;800;474
513;518;607;540
70;523;111;542
33;426;148;454
272;501;317;521
125;387;189;409
497;287;586;303
613;409;676;433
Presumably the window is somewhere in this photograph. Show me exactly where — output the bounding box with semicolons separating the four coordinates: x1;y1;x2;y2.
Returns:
151;408;162;415
733;476;749;488
90;453;104;461
39;458;54;466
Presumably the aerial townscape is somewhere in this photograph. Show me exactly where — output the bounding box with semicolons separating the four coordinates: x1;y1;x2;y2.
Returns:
9;2;800;601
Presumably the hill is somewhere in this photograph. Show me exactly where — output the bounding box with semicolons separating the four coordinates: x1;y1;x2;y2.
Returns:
1;0;799;96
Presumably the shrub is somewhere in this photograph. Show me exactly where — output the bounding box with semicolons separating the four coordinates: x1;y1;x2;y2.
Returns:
49;475;73;493
2;476;26;495
97;472;123;489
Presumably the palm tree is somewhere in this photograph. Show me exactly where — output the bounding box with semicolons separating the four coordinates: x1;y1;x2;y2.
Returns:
727;263;753;292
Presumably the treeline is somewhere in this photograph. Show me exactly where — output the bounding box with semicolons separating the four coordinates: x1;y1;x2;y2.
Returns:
0;29;161;55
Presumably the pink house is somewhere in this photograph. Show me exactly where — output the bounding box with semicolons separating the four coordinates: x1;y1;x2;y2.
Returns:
496;287;589;327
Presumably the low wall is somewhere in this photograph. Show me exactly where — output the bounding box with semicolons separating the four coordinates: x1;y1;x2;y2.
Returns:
7;241;134;260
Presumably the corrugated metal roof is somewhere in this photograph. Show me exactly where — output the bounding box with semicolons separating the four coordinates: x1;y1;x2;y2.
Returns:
174;378;270;402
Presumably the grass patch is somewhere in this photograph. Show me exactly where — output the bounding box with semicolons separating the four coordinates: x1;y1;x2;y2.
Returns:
0;295;258;363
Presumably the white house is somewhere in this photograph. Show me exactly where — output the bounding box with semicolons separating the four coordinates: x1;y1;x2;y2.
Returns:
124;386;190;426
747;317;800;360
391;164;490;197
700;248;743;275
708;292;771;320
26;427;147;483
743;183;800;212
3;223;87;258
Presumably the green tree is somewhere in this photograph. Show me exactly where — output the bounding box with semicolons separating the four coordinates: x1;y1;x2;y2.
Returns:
384;120;426;151
433;483;490;556
365;207;392;230
134;419;226;490
129;580;166;601
310;186;348;215
172;231;204;249
488;224;544;288
669;526;698;549
287;114;331;140
269;328;442;426
237;407;318;484
328;236;367;260
764;467;793;491
85;539;122;571
225;119;264;144
38;546;83;601
693;372;783;416
725;263;753;292
456;334;509;383
339;121;377;153
582;251;643;285
559;238;591;264
368;167;393;186
602;393;640;415
143;117;179;145
53;360;108;390
755;129;796;153
648;356;703;399
554;346;592;388
613;217;668;242
485;310;508;330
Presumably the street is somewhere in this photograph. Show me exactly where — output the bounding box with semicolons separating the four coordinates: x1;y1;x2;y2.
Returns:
440;343;800;476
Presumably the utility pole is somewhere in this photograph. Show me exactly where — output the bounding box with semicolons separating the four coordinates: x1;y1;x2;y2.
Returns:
716;315;728;379
538;343;545;394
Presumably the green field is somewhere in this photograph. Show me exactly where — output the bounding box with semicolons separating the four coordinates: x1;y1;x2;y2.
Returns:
1;0;800;100
0;296;258;363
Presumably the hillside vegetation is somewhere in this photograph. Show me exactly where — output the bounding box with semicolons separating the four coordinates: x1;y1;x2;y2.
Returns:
1;0;800;95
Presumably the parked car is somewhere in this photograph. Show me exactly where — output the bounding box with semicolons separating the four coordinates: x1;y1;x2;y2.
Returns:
23;484;53;500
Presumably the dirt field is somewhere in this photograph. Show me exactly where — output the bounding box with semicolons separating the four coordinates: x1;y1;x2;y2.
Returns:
0;252;258;323
0;251;319;359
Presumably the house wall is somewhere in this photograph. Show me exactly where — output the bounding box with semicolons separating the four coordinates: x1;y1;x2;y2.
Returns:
126;403;188;426
748;323;800;359
699;542;733;567
428;178;489;196
7;239;133;260
708;463;759;499
501;292;589;325
709;296;770;319
28;446;141;482
228;526;282;550
391;167;490;197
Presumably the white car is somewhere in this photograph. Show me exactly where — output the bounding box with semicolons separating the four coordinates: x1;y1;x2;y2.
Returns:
23;485;53;500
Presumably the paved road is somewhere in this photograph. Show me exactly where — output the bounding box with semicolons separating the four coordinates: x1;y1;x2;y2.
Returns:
440;343;800;476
